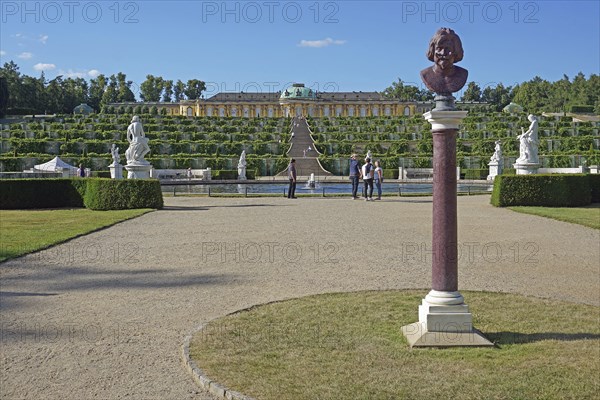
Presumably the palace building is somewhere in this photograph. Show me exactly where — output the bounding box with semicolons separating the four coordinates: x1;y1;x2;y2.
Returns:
111;83;433;118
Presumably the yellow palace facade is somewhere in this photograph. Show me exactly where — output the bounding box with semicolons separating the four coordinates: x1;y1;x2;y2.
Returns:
114;83;432;118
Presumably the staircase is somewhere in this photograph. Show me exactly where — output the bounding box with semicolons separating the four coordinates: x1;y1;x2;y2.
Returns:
277;117;333;177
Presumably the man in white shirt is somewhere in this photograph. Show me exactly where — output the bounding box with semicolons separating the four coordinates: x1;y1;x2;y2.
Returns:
362;157;374;201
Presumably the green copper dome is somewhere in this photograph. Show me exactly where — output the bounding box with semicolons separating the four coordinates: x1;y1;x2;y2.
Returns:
280;83;317;100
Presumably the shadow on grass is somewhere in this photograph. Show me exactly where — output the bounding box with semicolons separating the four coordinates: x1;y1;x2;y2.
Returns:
488;331;600;345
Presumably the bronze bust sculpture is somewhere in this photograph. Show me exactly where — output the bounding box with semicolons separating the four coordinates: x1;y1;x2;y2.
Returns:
420;28;468;99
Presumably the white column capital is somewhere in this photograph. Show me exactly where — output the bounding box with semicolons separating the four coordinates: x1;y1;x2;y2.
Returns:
423;110;468;130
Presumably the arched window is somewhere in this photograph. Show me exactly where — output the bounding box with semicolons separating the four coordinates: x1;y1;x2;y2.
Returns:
404;106;411;116
187;107;193;117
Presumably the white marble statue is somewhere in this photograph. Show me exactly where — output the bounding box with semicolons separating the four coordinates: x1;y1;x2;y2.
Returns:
516;114;539;164
490;140;502;163
125;116;150;165
366;150;373;161
110;143;121;166
238;150;247;180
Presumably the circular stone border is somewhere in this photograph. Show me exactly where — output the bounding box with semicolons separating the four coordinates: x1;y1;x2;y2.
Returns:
182;320;256;400
181;301;289;400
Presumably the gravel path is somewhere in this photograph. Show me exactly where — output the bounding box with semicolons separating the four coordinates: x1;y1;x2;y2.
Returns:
1;195;598;399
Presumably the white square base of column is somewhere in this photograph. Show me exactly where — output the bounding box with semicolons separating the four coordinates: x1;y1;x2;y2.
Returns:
401;322;495;348
419;300;473;332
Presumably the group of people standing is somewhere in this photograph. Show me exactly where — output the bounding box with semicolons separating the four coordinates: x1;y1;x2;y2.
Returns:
287;154;384;200
349;154;383;201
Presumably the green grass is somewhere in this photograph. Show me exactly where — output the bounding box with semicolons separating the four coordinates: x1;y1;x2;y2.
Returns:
0;208;152;262
190;290;600;400
509;204;600;229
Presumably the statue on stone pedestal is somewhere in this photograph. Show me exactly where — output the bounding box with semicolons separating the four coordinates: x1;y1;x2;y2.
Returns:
110;143;120;166
125;116;150;165
490;140;502;163
238;150;247;180
516;114;539;164
366;149;373;161
420;28;468;98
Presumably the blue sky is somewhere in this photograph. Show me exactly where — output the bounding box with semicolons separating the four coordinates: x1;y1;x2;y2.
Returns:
1;0;598;99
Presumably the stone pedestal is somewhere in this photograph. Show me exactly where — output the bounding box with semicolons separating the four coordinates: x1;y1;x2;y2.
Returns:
514;162;540;175
487;161;502;180
401;109;493;348
125;162;152;179
109;163;123;179
238;167;247;180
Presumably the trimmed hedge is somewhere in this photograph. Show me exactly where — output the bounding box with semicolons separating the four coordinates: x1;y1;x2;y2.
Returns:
589;174;600;203
0;179;85;209
491;174;592;207
0;178;163;210
83;179;163;210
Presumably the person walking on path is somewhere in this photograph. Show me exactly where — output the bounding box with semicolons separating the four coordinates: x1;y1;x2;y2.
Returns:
287;159;297;199
349;154;362;199
373;160;383;200
362;157;374;201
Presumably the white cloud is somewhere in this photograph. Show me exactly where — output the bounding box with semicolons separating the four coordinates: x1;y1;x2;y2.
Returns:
0;50;6;57
57;69;102;79
34;63;56;71
39;35;49;44
18;52;33;60
60;69;85;78
298;37;347;48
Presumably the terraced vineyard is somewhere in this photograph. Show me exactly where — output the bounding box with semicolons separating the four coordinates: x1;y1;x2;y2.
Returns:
0;114;293;176
308;113;600;177
1;112;598;178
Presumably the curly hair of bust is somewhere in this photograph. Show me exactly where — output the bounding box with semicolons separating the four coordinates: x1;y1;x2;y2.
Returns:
426;28;464;63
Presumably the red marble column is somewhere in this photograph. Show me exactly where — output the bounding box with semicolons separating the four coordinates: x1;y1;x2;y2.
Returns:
432;129;458;292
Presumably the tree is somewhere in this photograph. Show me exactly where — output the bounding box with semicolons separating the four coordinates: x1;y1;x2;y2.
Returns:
383;78;433;101
184;79;206;100
512;76;551;112
481;83;512;111
461;82;481;102
45;76;65;113
21;74;45;113
101;75;119;106
163;80;173;102
0;77;8;117
116;72;136;102
0;61;23;109
89;74;107;111
57;77;89;113
140;74;164;102
174;80;186;101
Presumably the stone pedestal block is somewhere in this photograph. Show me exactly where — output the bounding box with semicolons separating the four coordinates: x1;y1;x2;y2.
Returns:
125;163;152;179
514;163;540;175
487;161;502;180
109;163;123;179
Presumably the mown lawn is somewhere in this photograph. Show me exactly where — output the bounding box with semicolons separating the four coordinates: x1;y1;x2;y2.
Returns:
0;208;152;262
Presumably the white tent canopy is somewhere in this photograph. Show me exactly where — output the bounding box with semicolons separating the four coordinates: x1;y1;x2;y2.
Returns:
33;157;78;173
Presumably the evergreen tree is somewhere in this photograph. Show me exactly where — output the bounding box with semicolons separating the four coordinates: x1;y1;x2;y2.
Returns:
461;82;482;102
